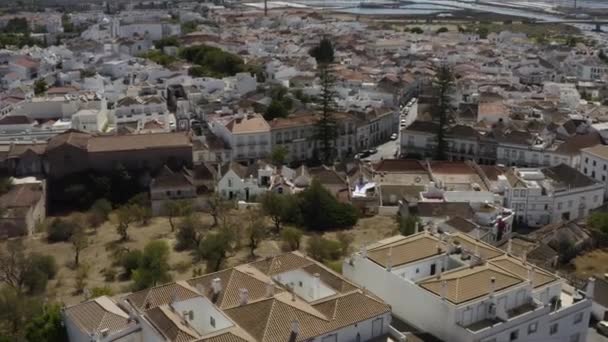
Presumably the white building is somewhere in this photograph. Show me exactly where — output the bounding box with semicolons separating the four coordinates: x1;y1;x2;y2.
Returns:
71;108;109;132
580;144;608;199
344;232;592;342
63;252;392;342
113;95;169;125
216;161;271;201
210;113;271;163
500;164;604;227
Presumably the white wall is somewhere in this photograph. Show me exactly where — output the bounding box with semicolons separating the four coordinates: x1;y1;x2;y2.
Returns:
172;297;233;335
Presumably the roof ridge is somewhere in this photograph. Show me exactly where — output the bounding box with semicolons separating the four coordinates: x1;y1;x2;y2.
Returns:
260;298;278;342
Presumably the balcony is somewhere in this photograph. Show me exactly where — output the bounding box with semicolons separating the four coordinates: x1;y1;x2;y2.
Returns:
460;298;544;334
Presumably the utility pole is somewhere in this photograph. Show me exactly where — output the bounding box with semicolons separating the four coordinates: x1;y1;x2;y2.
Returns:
264;0;268;16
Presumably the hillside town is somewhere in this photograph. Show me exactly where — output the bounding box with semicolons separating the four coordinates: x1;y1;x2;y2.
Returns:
3;0;608;342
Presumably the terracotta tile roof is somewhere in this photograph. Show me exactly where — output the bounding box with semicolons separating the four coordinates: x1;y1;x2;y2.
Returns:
419;265;524;304
126;282;201;311
0;115;34;125
187;268;284;310
416;202;475;219
444;216;478;233
87;132;191;153
146;306;200;342
555;132;602;155
152;165;193;188
453;235;505;260
249;253;314;276
582;144;608;160
403;121;439;134
7;143;47;158
64;296;133;335
541;163;597;189
269;114;317;129
224;291;389;342
225;114;270;134
46;130;91;151
490;257;557;288
13;57;39;69
373;159;427;173
198;332;250;342
302;263;358;294
368;234;444;268
0;183;43;208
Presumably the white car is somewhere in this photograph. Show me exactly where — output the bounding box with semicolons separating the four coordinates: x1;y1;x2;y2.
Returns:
390;133;398;140
598;321;608;336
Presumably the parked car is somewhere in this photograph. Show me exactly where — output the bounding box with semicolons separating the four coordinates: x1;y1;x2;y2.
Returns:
390;133;398;140
358;151;371;159
597;321;608;336
368;148;378;155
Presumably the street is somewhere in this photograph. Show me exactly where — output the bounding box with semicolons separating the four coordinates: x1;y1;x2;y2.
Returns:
589;327;608;342
365;99;418;162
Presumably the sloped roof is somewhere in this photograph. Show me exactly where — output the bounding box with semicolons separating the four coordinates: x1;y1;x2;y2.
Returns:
0;114;34;125
419;265;523;304
87;133;191;153
542;163;597;189
126;282;201;311
368;234;444;268
64;297;133;335
0;183;43;208
46;130;91;151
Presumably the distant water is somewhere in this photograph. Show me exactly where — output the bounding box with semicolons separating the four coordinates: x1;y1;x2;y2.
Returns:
338;4;458;15
574;0;608;9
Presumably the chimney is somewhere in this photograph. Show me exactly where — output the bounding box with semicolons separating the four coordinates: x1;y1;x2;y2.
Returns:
288;320;300;342
312;273;321;299
265;281;275;297
238;288;249;306
507;238;512;255
196;283;205;295
489;277;496;298
436;257;443;279
386;247;393;272
360;244;367;258
586;277;596;300
440;280;447;300
522;251;527;265
414;222;419;234
290;284;296;302
211;278;222;294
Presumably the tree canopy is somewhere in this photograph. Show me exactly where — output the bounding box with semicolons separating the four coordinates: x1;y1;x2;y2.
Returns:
132;241;171;290
309;37;334;64
181;45;247;78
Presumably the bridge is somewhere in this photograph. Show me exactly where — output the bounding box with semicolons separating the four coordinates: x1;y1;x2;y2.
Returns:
533;19;608;32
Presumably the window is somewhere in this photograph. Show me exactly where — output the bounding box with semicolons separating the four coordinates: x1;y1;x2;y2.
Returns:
210;316;216;328
550;323;558;335
544;204;549;210
558;202;563;210
568;200;573;208
594;195;599;203
228;179;232;187
594;160;597;166
604;164;606;171
603;175;606;182
574;312;583;324
528;322;538;334
569;333;580;342
510;330;519;341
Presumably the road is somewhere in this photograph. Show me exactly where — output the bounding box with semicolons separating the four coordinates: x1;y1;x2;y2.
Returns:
365;99;418;162
589;327;608;342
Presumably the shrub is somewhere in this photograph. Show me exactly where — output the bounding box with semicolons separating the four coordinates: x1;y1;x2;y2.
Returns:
120;250;143;278
102;268;117;282
46;218;78;242
306;235;343;262
281;227;303;251
172;261;191;274
90;286;113;298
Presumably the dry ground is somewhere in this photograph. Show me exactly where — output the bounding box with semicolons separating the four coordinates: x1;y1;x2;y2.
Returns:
573;249;608;280
0;211;398;306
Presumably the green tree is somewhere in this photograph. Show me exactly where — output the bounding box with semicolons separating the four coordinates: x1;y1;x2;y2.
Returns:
271;146;289;166
132;241;171;290
0;240;56;295
90;286;113;298
410;27;423;34
70;225;88;267
132;204;152;226
207;193;229;227
164;199;194;232
120;250;143;279
198;228;234;272
315;64;338;164
309;37;335;64
47;217;78;242
397;215;421;236
74;263;89;295
33;78;47;95
264;99;288;120
336;231;353;256
175;214;204;251
24;304;67;342
298;180;358;231
0;177;13;195
88;198;112;228
261;192;293;233
154;36;180;50
181;20;200;34
306;235;342;262
477;26;489;39
433;64;454;160
246;211;266;257
115;205;136;241
436;27;448;34
281;227;303;251
0;286;43;340
3;18;29;34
